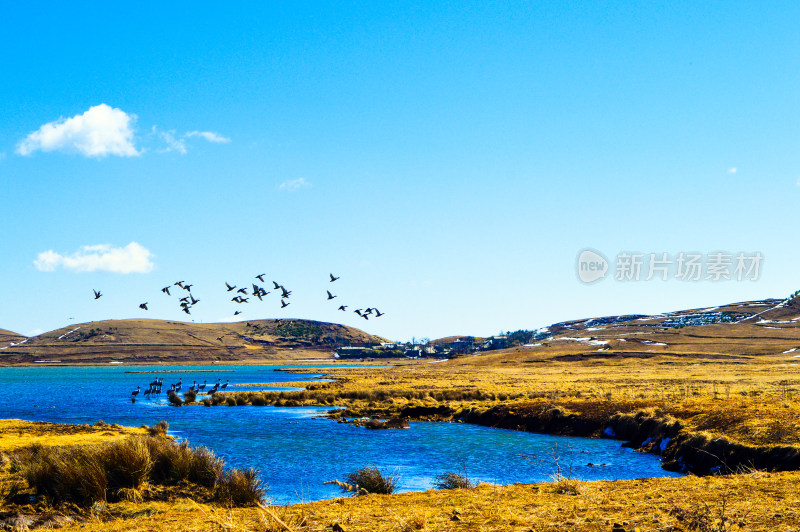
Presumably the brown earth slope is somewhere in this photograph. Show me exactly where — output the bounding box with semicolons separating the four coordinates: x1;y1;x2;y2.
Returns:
0;318;386;365
0;328;25;347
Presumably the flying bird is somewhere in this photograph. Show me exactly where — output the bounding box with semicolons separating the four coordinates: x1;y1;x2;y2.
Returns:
139;303;148;310
190;295;200;305
281;287;291;298
281;300;290;308
161;286;171;296
362;314;369;320
354;309;362;316
174;281;185;288
327;290;337;300
374;309;385;317
330;273;340;282
225;282;236;291
338;305;348;311
93;289;102;300
237;288;248;294
183;284;193;291
364;308;374;315
256;274;266;282
182;306;191;315
234;310;242;315
272;281;281;289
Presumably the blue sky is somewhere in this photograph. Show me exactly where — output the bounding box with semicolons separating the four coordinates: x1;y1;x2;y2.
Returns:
2;2;799;341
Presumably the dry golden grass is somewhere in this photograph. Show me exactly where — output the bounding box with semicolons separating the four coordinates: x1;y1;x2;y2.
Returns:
14;472;798;531
0;419;146;452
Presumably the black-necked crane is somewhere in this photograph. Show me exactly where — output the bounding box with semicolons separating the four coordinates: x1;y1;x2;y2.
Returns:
375;309;385;317
327;290;337;300
281;300;290;308
131;386;140;398
330;273;340;282
226;282;236;291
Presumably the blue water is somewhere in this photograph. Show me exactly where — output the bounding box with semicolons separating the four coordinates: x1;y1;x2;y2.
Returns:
0;365;681;503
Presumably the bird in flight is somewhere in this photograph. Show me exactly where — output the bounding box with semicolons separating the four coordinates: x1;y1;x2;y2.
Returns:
364;308;374;315
190;295;200;305
375;309;385;317
256;274;266;282
330;273;339;282
225;282;236;292
272;281;281;289
93;289;102;300
361;314;369;320
181;306;191;315
281;287;291;298
139;303;148;310
338;305;347;311
281;300;290;308
161;286;171;296
174;281;185;288
183;284;193;291
327;290;337;300
237;288;248;295
234;310;242;315
354;309;362;316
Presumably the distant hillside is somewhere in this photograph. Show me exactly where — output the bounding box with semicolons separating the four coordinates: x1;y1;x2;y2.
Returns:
0;318;387;365
451;296;800;366
0;328;25;347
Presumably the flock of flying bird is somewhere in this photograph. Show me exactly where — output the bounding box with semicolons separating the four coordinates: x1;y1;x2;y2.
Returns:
130;377;230;402
93;272;386;322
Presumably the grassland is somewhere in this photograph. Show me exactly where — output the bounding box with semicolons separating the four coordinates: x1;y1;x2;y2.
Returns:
0;318;385;365
5;297;800;530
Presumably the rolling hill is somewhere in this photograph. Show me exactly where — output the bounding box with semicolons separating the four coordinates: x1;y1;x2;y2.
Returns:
0;328;25;346
453;296;800;366
0;318;386;365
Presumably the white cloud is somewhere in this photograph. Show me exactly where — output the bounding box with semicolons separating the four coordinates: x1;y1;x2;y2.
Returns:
17;104;139;157
186;131;231;143
153;128;187;154
34;242;155;274
728;167;737;174
279;178;311;191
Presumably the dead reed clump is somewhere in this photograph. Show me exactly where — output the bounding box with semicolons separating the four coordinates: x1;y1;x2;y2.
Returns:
214;467;267;506
146;420;169;437
433;471;476;490
344;466;397;495
102;437;152;491
549;473;582;495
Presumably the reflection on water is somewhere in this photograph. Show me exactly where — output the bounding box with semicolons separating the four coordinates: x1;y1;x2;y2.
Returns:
0;364;681;504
